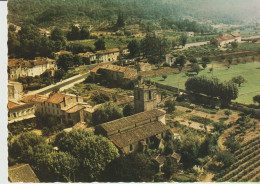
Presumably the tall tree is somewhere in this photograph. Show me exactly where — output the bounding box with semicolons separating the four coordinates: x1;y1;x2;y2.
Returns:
67;25;80;41
231;75;247;87
253;95;260;105
179;33;188;47
128;39;140;57
116;12;125;28
94;39;106;51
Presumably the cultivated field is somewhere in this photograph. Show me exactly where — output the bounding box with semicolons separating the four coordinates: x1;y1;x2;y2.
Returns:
150;62;260;104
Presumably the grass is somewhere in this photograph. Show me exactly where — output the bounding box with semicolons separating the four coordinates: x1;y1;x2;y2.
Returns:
150;62;260;104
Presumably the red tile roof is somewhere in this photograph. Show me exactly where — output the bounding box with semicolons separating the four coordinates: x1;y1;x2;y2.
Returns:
8;101;21;109
46;93;67;104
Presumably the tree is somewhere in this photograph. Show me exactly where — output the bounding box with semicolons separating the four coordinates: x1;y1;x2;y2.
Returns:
101;153;157;182
215;151;237;168
190;57;198;63
231;41;238;49
227;57;233;65
162;157;178;178
54;130;119;181
202;62;207;69
176;55;186;67
67;25;80;40
231;75;247;87
202;57;210;63
80;27;90;40
224;135;241;153
50;27;66;51
212;121;227;134
191;63;201;74
128;39;140;57
162;75;168;80
57;54;75;71
253;95;260;105
123;103;135;117
94;39;106;51
236;58;241;64
165;100;176;113
115;12;125;28
92;102;123;125
179;33;187;47
8;132;47;163
36;152;79;182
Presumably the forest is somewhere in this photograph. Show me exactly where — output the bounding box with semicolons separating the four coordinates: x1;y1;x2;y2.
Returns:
8;0;260;28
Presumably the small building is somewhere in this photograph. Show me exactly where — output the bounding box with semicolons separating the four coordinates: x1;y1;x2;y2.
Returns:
78;52;96;65
39;93;86;125
96;48;120;63
187;32;194;37
165;54;175;66
39;28;50;37
8;164;40;182
8;57;57;80
90;64;138;87
96;109;169;154
8;101;35;124
8;81;23;101
139;62;151;71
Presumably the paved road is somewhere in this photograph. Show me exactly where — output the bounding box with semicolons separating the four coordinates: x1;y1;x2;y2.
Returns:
27;72;90;95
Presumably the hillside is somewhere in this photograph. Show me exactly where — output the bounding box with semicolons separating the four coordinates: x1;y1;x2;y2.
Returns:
8;0;260;29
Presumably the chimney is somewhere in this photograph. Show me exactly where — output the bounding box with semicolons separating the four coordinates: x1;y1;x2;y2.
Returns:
63;97;66;107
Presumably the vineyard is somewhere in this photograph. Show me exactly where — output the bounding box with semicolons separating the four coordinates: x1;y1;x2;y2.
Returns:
214;136;260;182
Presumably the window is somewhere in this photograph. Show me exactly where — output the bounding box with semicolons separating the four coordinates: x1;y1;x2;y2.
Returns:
149;91;152;100
130;144;133;151
13;113;16;118
52;104;54;107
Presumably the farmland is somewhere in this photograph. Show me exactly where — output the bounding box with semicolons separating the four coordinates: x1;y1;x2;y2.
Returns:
150;62;260;104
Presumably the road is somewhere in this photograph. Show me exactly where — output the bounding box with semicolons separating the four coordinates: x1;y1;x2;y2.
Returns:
176;41;210;51
27;71;90;95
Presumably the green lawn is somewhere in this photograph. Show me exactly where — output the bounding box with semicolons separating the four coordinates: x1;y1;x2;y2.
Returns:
150;62;260;104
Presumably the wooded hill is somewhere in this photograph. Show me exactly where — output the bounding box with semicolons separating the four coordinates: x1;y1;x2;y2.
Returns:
8;0;260;29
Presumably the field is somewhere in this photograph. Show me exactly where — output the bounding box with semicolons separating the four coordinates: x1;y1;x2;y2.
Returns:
150;62;260;104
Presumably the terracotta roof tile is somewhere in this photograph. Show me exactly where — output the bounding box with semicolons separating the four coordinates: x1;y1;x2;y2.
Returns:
46;93;67;104
96;48;120;55
109;121;170;149
8;101;21;109
99;109;166;134
139;62;151;66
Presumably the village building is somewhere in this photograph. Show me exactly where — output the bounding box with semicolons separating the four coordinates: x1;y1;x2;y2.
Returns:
139;62;152;71
187;32;194;37
211;33;242;47
39;28;50;37
8;81;23;101
54;50;72;60
8;100;35;124
8;164;40;182
165;54;175;66
134;81;158;113
96;48;120;63
78;52;96;65
96;109;170;154
8;57;57;80
90;64;138;87
37;93;87;125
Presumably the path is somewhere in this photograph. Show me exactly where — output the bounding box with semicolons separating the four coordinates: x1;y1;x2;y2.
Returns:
26;71;90;95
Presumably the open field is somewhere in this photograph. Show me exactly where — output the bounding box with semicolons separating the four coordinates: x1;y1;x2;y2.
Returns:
150;62;260;104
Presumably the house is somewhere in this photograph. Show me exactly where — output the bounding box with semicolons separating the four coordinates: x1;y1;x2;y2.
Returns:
8;101;35;124
8;81;23;101
96;48;120;63
39;28;50;37
211;33;241;47
165;54;175;66
90;64;138;87
8;164;40;182
96;109;170;154
54;50;72;60
187;32;194;37
8;57;57;80
78;52;96;65
139;62;151;71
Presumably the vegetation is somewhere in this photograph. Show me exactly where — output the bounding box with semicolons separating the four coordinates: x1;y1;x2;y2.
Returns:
92;102;123;125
